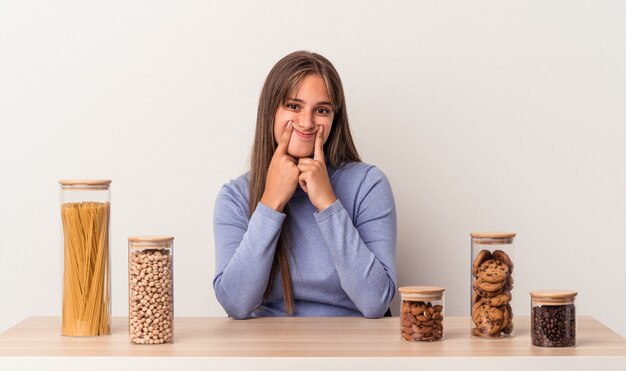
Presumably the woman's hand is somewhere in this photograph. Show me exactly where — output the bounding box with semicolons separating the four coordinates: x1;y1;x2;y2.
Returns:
297;126;337;211
261;121;300;212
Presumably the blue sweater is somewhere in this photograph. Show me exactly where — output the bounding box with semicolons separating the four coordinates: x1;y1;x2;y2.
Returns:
212;161;397;319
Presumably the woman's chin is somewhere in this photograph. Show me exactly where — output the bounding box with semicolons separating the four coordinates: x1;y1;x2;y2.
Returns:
287;145;313;159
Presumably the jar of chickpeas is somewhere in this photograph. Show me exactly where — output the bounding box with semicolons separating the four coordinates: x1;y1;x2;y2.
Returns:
128;236;174;344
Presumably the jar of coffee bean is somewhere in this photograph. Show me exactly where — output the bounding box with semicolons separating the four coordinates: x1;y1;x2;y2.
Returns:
399;286;445;342
530;290;577;347
128;236;174;345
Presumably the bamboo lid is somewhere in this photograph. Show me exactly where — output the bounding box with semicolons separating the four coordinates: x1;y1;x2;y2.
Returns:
399;286;445;300
530;290;577;305
59;179;111;190
470;232;516;239
129;236;174;242
471;232;516;244
399;286;445;295
128;236;174;249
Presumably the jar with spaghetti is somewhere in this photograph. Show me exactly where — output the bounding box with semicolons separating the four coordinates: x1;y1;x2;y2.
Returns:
470;232;516;338
128;236;174;344
59;179;111;337
530;290;577;347
399;286;445;342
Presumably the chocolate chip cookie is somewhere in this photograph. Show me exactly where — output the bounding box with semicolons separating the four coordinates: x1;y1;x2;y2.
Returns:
477;259;509;283
492;250;514;273
472;249;491;276
474;304;506;335
471;247;515;338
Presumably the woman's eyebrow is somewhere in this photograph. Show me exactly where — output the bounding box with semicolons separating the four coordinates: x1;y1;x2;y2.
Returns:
287;97;332;106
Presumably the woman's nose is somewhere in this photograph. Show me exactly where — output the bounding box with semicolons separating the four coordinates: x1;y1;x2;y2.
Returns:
297;111;315;130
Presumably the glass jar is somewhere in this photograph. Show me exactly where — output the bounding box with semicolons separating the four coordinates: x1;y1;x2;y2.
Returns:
59;179;111;337
399;286;445;342
530;290;577;347
470;232;516;338
128;236;174;344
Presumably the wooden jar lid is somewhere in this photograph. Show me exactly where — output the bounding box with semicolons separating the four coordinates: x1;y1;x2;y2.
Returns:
399;286;445;300
470;232;516;239
399;286;445;294
471;232;516;244
59;179;111;190
530;290;577;305
128;236;175;243
128;236;174;249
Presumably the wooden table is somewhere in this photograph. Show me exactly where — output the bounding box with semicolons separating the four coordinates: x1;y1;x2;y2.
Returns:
1;316;625;370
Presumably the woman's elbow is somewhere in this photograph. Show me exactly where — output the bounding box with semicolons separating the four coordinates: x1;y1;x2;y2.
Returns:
216;295;254;319
213;279;254;319
360;299;392;319
361;286;395;318
226;308;253;320
361;307;387;319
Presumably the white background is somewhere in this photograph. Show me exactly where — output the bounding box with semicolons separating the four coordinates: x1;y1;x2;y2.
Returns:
1;0;625;338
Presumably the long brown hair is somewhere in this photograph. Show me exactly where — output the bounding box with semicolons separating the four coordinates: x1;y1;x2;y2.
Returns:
249;51;361;314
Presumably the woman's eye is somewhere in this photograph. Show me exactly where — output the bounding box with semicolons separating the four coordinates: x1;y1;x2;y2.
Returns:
287;103;299;110
317;108;330;114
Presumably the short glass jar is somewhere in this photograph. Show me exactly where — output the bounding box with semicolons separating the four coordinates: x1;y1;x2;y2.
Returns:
530;290;577;347
470;232;516;338
128;236;174;344
399;286;445;342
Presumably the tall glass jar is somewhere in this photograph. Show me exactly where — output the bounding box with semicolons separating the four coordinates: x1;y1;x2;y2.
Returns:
470;232;515;338
530;290;577;347
399;286;445;342
128;236;174;344
59;179;111;337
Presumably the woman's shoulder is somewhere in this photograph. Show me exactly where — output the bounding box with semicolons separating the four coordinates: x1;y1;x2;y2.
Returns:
216;172;250;206
334;161;389;183
331;161;394;212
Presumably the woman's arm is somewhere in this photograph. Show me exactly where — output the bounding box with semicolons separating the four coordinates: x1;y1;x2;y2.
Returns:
314;166;397;318
212;184;285;319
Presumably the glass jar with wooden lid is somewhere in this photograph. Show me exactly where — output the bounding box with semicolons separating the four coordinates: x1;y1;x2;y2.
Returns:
399;286;445;342
128;236;174;344
470;232;516;338
59;179;111;337
530;290;577;347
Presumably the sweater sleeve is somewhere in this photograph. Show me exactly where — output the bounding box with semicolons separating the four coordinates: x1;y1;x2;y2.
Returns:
314;166;397;318
212;183;286;319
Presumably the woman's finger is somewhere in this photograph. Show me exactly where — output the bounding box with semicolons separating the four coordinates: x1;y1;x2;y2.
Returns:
299;173;308;193
276;121;294;154
314;125;325;161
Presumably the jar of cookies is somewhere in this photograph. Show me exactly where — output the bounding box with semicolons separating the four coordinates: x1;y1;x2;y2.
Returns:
128;236;174;344
60;179;111;337
470;232;515;338
530;290;577;347
399;286;445;342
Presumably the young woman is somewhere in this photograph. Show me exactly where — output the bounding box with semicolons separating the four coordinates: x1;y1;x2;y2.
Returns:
213;51;397;319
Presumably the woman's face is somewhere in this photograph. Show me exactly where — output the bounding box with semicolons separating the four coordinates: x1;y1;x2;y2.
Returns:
274;74;334;159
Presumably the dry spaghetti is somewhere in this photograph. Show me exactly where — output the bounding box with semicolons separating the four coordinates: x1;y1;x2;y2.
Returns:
61;201;110;336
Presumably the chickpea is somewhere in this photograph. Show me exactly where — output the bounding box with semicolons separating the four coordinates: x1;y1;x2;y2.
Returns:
129;249;173;344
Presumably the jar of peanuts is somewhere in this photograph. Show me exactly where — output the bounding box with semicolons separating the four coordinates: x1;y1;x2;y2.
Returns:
530;290;577;347
470;232;516;338
128;236;174;344
399;286;445;342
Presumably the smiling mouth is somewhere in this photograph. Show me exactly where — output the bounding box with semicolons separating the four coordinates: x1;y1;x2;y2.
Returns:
294;128;315;140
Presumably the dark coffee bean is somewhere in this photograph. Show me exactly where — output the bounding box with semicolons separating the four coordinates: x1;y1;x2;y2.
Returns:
531;304;576;347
